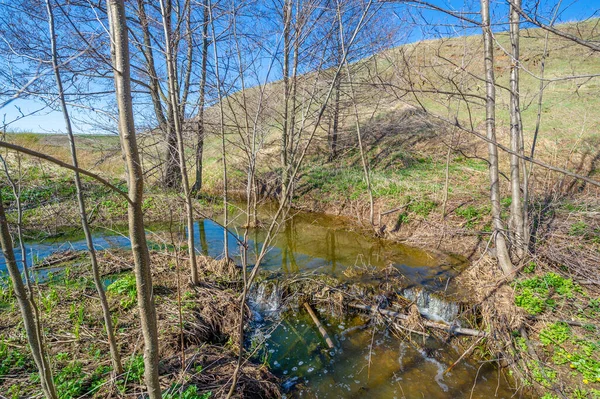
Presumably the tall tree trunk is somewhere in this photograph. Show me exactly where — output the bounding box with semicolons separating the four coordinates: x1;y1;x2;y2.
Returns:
46;0;123;375
0;192;58;399
329;35;343;162
192;0;209;194
180;0;194;118
480;0;513;276
106;1;162;397
164;101;181;189
135;0;179;189
509;0;525;258
344;63;373;225
159;0;199;284
329;76;341;161
136;0;167;130
280;0;291;205
208;0;229;259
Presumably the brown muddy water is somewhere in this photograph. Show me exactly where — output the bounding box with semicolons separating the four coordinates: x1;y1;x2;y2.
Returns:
1;206;517;398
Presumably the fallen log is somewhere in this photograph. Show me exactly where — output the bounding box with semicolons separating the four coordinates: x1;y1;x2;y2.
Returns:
303;302;335;349
349;303;487;337
32;250;82;269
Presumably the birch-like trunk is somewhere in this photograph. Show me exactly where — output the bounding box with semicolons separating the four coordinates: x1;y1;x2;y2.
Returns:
192;0;210;193
509;0;525;258
0;192;58;399
480;0;514;276
208;0;229;259
280;0;292;206
106;0;162;397
45;0;123;374
159;0;199;284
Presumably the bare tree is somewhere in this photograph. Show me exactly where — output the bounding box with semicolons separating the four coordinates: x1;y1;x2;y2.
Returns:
480;0;513;275
339;15;374;225
106;0;162;396
226;2;375;395
159;0;199;284
192;0;210;193
280;0;292;205
208;0;230;259
45;0;124;375
0;189;58;399
508;0;525;259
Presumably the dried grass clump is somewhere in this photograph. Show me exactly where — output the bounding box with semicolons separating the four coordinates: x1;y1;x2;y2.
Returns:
182;285;249;349
405;304;423;331
199;255;240;282
163;345;280;399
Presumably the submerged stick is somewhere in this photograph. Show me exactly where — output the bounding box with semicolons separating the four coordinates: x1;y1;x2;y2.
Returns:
349;303;487;337
444;335;485;375
303;303;335;350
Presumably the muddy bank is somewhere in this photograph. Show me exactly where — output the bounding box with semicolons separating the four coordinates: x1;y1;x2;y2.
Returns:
0;250;280;398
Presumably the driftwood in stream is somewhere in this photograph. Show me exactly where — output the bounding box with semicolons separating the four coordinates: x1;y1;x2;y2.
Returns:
32;250;82;269
303;302;335;349
349;303;487;337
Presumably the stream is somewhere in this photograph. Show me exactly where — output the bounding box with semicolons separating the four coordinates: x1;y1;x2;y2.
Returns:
0;207;516;398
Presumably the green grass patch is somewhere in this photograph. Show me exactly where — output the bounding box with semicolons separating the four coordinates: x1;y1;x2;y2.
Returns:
106;273;137;309
455;204;489;228
164;384;211;399
540;322;571;345
514;273;581;315
0;337;31;377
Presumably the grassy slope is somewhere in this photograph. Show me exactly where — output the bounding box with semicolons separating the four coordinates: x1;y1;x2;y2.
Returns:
2;21;600;398
194;20;600;220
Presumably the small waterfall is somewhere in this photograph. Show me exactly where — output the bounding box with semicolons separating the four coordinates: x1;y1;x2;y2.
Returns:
249;280;282;314
401;288;459;323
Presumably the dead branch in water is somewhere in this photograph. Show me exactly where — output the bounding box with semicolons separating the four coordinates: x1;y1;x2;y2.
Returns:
349;303;487;337
303;302;335;350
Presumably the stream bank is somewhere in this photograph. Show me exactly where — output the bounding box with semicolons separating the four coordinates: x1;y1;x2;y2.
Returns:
1;206;524;398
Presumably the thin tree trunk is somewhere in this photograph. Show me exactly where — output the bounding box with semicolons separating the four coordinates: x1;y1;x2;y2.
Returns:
330;35;343;163
525;2;561;248
208;0;229;259
135;0;179;190
509;0;525;258
344;64;373;225
480;0;513;276
0;190;58;399
330;76;341;161
136;0;167;130
192;0;209;194
106;1;162;397
159;0;199;285
280;0;291;206
180;0;194;117
45;0;122;374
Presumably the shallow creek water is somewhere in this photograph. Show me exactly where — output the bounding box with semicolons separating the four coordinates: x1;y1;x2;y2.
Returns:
0;208;516;398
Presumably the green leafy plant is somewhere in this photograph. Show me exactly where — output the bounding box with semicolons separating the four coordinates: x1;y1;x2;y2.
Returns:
569;354;600;384
41;287;59;313
69;303;85;339
407;198;437;218
125;355;145;384
527;360;557;388
540;322;570;345
0;338;30;377
163;384;211;399
514;273;581;315
569;221;588;236
55;362;85;399
107;274;137;309
455;205;486;228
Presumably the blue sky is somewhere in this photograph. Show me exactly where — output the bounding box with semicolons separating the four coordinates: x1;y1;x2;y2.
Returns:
2;0;597;134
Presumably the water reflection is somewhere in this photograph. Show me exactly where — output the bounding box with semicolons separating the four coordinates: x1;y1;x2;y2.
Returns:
192;209;465;288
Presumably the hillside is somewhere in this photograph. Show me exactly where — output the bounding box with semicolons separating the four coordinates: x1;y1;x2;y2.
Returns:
3;16;600;399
